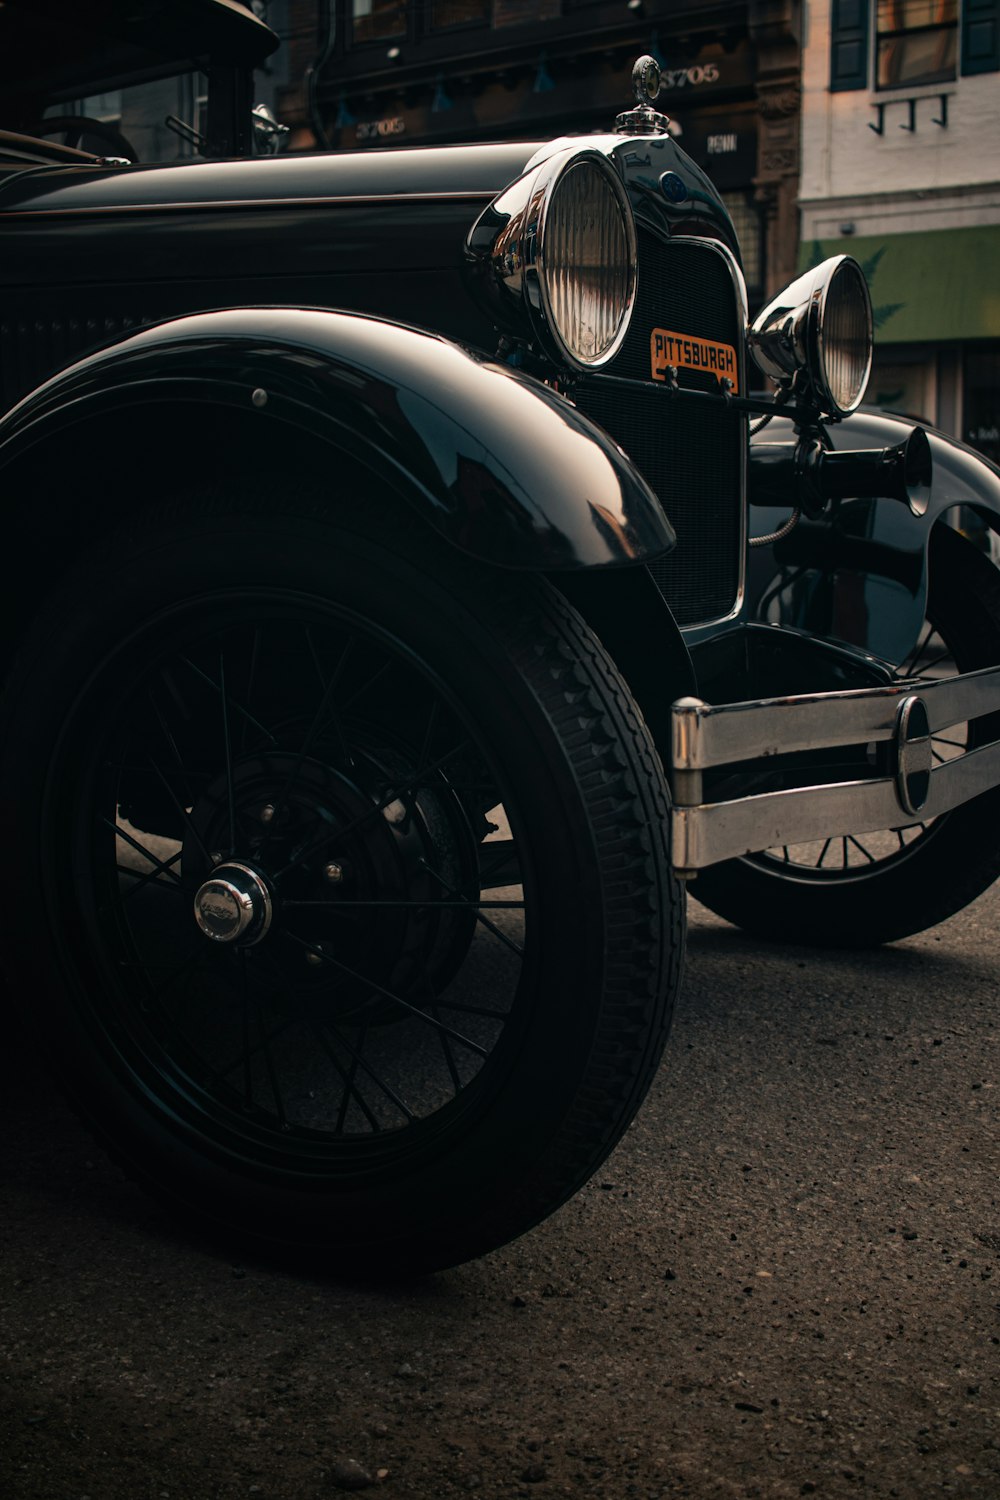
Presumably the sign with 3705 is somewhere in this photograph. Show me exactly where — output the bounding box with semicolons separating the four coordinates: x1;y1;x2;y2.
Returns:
659;63;721;89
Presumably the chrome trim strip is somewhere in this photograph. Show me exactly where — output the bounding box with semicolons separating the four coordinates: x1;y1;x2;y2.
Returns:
672;736;1000;872
670;662;1000;772
0;190;496;220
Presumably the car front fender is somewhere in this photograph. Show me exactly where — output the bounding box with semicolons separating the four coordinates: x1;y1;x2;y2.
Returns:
0;306;676;572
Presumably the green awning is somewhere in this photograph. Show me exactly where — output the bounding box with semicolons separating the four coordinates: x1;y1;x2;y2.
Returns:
799;226;1000;344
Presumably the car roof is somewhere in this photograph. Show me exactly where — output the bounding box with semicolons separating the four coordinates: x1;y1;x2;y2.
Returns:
0;0;279;109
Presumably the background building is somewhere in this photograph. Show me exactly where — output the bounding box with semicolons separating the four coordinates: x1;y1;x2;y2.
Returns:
41;1;806;316
277;0;807;311
799;0;1000;460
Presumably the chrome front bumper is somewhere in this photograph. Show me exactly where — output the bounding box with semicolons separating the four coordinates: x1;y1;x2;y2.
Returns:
669;665;1000;875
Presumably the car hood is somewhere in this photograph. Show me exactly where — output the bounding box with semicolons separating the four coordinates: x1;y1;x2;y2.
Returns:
0;143;546;219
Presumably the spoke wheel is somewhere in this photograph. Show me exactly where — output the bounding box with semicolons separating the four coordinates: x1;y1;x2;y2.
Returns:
692;525;1000;946
2;500;683;1272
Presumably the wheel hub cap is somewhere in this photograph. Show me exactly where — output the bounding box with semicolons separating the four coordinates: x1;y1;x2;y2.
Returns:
194;862;273;946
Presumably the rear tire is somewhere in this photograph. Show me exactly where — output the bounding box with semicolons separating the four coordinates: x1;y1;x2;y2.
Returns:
0;498;684;1273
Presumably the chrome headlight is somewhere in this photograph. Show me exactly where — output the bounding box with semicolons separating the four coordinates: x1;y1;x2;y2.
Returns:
467;146;637;371
749;255;873;417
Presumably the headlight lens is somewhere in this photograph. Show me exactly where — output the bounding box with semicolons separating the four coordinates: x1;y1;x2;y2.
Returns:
540;157;635;367
749;254;873;417
817;258;873;415
466;146;637;372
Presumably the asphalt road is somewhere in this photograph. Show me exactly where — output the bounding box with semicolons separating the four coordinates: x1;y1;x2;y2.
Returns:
1;891;997;1499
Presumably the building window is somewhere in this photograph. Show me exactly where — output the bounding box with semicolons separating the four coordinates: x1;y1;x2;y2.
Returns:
352;0;407;45
964;346;1000;465
721;191;763;301
430;1;489;28
831;0;1000;90
876;0;958;87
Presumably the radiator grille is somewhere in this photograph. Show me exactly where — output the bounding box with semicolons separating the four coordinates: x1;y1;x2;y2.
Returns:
573;229;744;627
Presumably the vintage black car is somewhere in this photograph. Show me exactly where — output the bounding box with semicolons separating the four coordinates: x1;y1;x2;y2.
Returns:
2;0;999;1275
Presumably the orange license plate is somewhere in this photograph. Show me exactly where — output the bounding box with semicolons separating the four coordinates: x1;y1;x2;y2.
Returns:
650;328;739;393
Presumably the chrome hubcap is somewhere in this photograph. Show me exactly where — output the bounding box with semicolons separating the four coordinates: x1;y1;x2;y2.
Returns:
193;861;273;946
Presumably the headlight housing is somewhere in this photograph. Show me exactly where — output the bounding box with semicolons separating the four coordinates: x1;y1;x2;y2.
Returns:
467;146;637;371
749;255;873;417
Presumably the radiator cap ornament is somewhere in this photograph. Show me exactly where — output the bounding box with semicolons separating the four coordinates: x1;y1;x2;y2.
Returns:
615;56;671;136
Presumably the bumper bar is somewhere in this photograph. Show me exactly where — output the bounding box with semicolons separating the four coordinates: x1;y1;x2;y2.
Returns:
670;664;1000;874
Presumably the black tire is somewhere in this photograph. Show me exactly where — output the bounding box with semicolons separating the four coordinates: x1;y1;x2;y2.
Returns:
0;497;683;1274
692;525;1000;947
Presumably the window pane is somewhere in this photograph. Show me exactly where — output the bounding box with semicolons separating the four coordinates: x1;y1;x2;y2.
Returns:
431;1;489;27
964;347;1000;466
876;0;957;30
721;192;762;295
353;0;406;43
44;76;206;162
496;0;559;20
877;27;957;84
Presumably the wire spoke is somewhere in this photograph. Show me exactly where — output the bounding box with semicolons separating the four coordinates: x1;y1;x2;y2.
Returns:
280;932;489;1058
479;839;520;887
932;735;967;750
320;1017;417;1125
117;862;187;900
178;654;277;747
272;736;474;881
216;1010;301;1096
281;897;525;910
106;817;185;885
259;634;357;858
257;937;418;1128
238;625;261;755
421;858;525;957
240;951;253;1108
433;998;511;1021
340;659;393;714
846;834;876;863
911;649;954;677
305;626;355;765
429;990;462;1094
265;980;418;1127
143;943;217;1005
417;699;442;776
149;682;200;808
148;754;213;865
309;1017;384;1134
901;627;939;678
251;984;287;1127
126;954;218;1062
333;1024;369;1135
219;653;237;856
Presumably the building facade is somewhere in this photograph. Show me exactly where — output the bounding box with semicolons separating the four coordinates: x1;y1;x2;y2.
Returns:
277;0;807;312
799;0;1000;460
